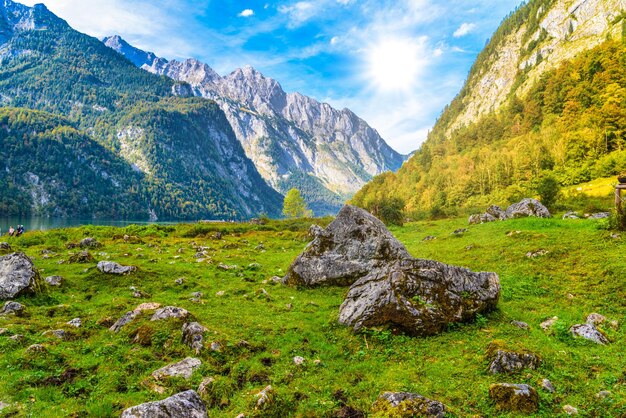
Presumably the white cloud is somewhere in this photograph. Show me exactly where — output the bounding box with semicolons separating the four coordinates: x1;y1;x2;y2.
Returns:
453;22;477;37
238;9;254;17
330;36;340;45
278;1;317;28
336;0;354;4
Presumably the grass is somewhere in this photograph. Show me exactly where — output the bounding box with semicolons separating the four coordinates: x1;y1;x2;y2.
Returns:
0;214;625;417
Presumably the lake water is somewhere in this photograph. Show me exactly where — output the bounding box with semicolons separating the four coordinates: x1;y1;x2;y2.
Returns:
0;216;183;234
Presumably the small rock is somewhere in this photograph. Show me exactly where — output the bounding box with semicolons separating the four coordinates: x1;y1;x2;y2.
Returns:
197;377;215;398
210;341;222;352
151;306;190;321
0;328;7;335
511;320;529;330
293;356;305;365
175;277;185;285
152;358;202;380
506;230;522;236
489;383;538;413
562;211;580;219
540;378;555;393
68;251;95;264
563;405;578;415
255;385;274;410
9;334;23;342
451;228;468;236
1;301;24;316
256;244;265;251
270;276;282;284
26;344;47;354
218;263;237;270
610;233;621;239
586;313;606;325
313;359;322;366
526;249;549;258
67;318;81;328
540;316;558;330
215;291;225;297
596;390;611;399
182;322;207;354
589;212;610;219
45;276;63;286
135;302;162;312
42;329;67;340
97;261;136;275
422;236;436;241
488;349;540;374
79;237;101;249
373;392;446;418
110;311;139;332
570;323;608;344
120;390;207;417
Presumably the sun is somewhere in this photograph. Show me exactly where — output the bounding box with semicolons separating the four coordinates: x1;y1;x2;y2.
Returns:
366;37;424;92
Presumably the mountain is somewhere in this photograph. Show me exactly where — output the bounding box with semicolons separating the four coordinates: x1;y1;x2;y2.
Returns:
105;40;406;214
0;0;282;220
353;0;626;218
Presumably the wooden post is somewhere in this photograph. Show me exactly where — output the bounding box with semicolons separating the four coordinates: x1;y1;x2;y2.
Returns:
616;184;626;229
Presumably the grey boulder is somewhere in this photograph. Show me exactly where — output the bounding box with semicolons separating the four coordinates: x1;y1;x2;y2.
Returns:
1;301;24;315
373;392;446;418
79;237;102;248
152;357;202;380
45;275;63;286
0;253;41;300
505;198;551;219
338;258;500;336
151;306;190;321
120;390;207;418
97;261;136;275
282;205;411;287
182;322;207;354
570;323;608;344
488;349;540;374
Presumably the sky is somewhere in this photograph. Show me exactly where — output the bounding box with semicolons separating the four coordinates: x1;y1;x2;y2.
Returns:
20;0;524;154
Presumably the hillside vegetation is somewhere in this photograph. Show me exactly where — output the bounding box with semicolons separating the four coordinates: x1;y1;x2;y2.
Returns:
0;211;625;416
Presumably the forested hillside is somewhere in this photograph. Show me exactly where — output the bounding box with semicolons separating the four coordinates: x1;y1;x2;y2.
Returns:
353;0;626;218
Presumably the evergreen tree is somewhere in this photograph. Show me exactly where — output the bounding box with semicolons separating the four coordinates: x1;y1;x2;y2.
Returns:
282;188;311;218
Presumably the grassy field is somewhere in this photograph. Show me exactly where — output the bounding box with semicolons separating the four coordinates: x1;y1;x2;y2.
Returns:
0;214;625;417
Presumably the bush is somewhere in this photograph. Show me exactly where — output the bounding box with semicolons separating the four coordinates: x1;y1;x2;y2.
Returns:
536;175;560;209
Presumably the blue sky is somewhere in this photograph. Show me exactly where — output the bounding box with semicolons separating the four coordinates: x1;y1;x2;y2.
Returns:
22;0;523;153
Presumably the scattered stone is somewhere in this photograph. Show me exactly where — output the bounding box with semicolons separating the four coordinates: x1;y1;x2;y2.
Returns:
190;292;203;303
1;301;24;316
505;198;551;219
372;392;446;418
215;291;225;297
68;251;95;264
79;237;101;249
120;390;208;418
182;322;207;354
270;276;282;284
110;311;140;332
540;378;555;393
586;313;606;325
283;205;412;287
135;302;162;312
469;213;496;224
45;275;63;286
488;349;540;374
486;205;508;220
152;358;202;380
563;405;578;415
255;385;274;410
563;211;580;219
67;318;81;328
197;377;215;398
338;258;500;336
610;233;621;239
506;230;522;236
218;263;238;270
97;261;136;275
293;356;305;365
489;383;538;413
570;323;608;344
422;236;436;242
596;390;611;399
0;328;7;335
210;341;222;352
26;344;47;354
451;228;468;236
511;320;529;330
256;244;266;251
42;329;67;340
175;277;185;285
132;290;149;298
589;212;610;219
151;306;189;321
526;249;549;258
0;252;41;300
540;316;558;331
9;334;23;342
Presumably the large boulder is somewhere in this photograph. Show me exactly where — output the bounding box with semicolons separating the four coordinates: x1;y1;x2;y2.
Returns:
120;390;207;418
505;198;551;219
282;205;411;287
338;258;500;336
372;392;446;417
0;253;41;300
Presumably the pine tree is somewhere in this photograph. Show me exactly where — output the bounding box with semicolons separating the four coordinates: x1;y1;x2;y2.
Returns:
282;188;311;218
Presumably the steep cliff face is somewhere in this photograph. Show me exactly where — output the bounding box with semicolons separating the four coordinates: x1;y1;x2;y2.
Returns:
449;0;625;133
353;0;626;217
106;41;405;214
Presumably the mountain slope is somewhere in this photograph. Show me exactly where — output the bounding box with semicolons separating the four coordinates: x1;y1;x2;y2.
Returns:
0;0;282;219
105;40;406;214
353;0;626;217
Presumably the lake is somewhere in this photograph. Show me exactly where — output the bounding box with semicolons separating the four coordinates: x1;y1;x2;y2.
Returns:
0;216;184;234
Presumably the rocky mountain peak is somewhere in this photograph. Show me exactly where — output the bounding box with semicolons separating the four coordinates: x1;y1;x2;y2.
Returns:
102;35;157;68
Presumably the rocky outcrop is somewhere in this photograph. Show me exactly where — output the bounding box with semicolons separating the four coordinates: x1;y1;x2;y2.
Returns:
570;323;608;344
97;261;136;275
372;392;446;418
282;205;411;287
489;383;538;413
0;253;40;300
505;198;551;219
285;205;500;336
151;306;189;321
152;358;202;380
120;390;207;418
110;302;162;332
182;322;207;354
338;258;500;336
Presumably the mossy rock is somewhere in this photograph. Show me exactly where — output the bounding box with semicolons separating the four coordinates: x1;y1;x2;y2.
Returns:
489;383;538;413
